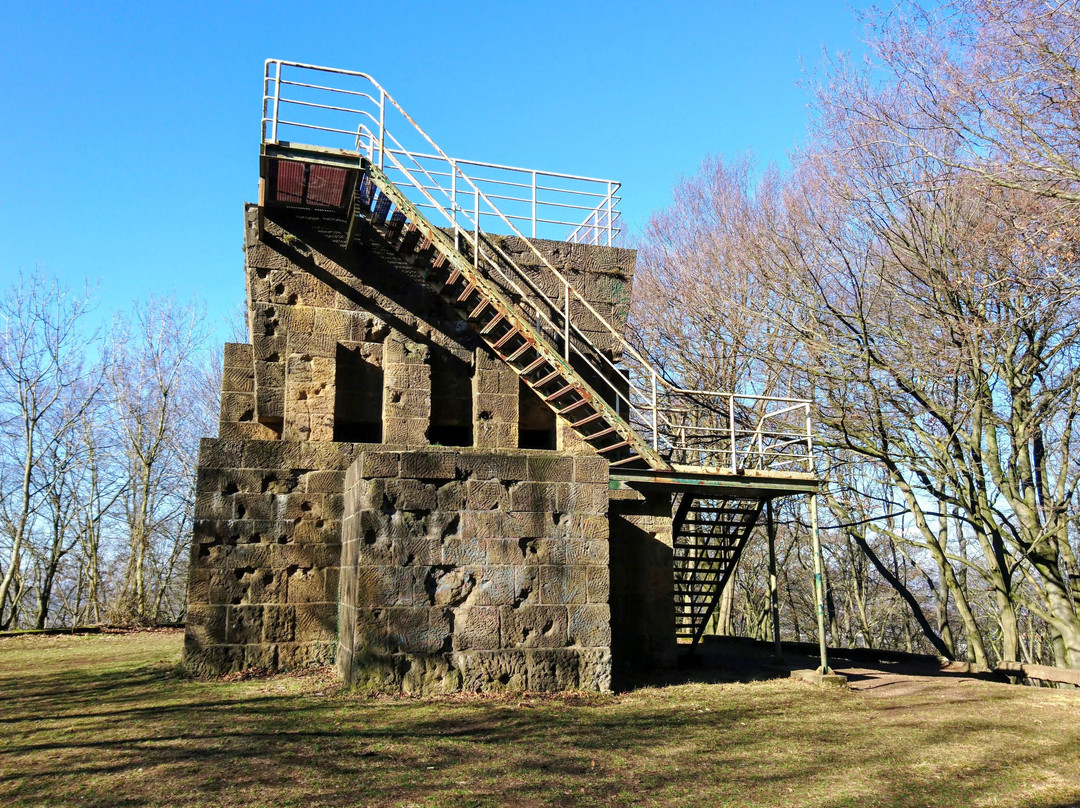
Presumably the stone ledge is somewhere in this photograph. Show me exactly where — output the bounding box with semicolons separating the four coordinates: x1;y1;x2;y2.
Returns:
790;669;849;688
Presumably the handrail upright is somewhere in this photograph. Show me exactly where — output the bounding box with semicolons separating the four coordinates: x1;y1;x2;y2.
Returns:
272;61;281;143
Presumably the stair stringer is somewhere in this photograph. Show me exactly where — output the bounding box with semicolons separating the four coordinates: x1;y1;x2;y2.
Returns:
358;158;671;472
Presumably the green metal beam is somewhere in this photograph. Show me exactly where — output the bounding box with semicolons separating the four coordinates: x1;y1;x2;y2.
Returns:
610;469;819;499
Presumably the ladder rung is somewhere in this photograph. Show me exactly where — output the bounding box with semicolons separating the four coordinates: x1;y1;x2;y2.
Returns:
689;506;757;513
584;426;617;440
676;575;726;586
608;454;644;467
372;194;391;225
678;548;738;557
480;313;505;334
493;328;520;349
597;440;631;455
469;300;492;319
681;518;747;526
399;224;421;253
358;175;375;210
534;369;562;387
457;282;477;302
570;412;604;428
507;343;533;362
432;252;447;270
385;210;406;240
522;356;547;374
558;398;592;416
544;384;577;402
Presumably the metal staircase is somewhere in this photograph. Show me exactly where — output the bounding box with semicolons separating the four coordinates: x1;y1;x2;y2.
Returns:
351;158;662;470
672;495;764;643
257;59;820;649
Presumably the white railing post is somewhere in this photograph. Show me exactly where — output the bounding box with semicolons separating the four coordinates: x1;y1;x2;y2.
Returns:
271;61;282;143
474;189;480;271
606;182;614;246
729;395;737;473
531;171;538;239
452;165;460;251
563;280;571;361
651;370;659;452
378;89;386;170
805;404;814;473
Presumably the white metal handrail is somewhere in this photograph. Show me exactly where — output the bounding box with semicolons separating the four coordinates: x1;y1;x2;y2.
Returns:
262;62;620;246
261;60;815;474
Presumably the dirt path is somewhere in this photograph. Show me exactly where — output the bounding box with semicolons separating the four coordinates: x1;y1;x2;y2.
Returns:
836;663;991;698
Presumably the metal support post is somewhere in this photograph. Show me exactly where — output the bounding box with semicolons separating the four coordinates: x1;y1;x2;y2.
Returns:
805;404;814;473
606;182;614;245
651;371;659;451
452;167;459;251
809;494;830;674
729;395;738;473
767;499;783;662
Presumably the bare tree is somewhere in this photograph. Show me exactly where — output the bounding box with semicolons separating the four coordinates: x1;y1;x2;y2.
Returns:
106;295;211;623
633;4;1080;664
831;0;1080;206
0;271;103;629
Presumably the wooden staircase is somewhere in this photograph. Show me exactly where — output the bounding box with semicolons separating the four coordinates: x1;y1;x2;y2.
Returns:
351;158;666;472
672;495;764;643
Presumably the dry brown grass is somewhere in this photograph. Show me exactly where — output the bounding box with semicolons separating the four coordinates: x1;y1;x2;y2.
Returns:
2;630;1079;807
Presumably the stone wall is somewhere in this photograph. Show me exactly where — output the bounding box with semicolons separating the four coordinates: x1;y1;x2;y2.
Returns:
609;487;677;671
484;235;636;356
183;201;653;690
338;448;612;693
184;440;356;674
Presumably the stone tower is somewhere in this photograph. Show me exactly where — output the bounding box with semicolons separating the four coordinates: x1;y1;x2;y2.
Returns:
183;202;652;692
183;60;819;692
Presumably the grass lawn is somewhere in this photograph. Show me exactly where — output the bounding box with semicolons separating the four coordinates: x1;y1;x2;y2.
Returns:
2;630;1079;807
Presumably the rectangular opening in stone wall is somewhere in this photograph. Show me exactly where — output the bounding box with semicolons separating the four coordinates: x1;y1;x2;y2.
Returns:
334;344;383;442
518;378;557;450
429;347;473;447
257;417;284;439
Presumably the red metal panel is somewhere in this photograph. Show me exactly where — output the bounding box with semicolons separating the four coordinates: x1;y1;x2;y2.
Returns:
275;160;305;204
306;165;347;207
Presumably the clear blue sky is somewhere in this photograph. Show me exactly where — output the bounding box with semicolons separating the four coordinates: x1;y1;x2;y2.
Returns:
1;0;869;341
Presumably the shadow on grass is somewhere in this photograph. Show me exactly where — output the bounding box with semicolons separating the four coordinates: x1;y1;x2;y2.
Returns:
3;637;1080;808
616;635;996;695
